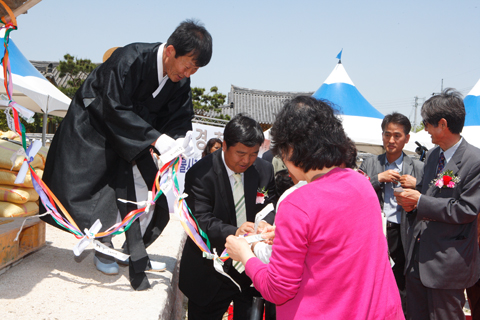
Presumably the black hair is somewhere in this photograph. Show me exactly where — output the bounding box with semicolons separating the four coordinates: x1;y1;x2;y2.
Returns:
223;113;264;149
271;96;349;173
381;112;412;135
421;88;465;134
275;170;294;197
166;19;213;67
344;138;358;169
202;138;222;158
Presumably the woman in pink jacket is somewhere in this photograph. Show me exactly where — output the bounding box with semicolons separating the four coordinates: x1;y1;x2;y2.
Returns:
226;96;403;320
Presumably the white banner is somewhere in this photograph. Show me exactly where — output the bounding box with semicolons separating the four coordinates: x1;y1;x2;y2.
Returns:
166;123;225;211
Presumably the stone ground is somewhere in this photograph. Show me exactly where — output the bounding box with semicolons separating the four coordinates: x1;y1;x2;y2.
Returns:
0;214;186;320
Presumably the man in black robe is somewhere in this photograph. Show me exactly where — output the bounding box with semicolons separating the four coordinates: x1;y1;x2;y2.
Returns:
40;19;212;290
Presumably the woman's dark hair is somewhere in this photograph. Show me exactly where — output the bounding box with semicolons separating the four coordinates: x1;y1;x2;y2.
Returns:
275;170;294;197
271;96;349;173
202;138;222;158
344;138;358;169
223;113;264;149
381;112;412;135
166;19;213;67
421;88;465;134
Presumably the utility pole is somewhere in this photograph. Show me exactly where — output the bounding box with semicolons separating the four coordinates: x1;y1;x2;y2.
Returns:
414;96;418;131
412;96;426;131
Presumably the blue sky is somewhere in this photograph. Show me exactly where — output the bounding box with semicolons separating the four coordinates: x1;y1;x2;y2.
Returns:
9;0;480;126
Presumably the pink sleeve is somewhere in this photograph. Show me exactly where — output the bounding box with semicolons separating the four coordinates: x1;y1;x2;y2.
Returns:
246;200;310;305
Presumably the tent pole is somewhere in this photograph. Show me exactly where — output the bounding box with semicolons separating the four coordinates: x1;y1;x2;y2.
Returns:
42;96;49;147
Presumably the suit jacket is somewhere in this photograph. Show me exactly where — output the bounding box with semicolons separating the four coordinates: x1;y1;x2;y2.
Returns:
359;152;424;249
179;149;277;306
405;139;480;289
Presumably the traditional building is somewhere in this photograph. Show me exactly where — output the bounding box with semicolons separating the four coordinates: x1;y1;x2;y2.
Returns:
210;85;314;130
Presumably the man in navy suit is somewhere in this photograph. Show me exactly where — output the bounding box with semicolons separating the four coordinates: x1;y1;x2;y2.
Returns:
179;114;277;320
396;88;480;320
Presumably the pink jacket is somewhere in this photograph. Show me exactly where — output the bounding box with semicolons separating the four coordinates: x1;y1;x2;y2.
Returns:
246;168;404;320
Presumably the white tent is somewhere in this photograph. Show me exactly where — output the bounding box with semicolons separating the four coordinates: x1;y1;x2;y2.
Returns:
312;60;385;154
0;36;71;145
461;78;480;148
404;129;435;155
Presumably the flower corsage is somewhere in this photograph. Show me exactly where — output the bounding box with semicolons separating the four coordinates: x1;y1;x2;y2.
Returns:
431;170;460;189
256;187;268;204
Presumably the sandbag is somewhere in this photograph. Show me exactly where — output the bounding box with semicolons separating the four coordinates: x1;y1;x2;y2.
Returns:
0;130;21;141
0;139;45;170
0;168;43;188
0;201;38;217
0;185;39;204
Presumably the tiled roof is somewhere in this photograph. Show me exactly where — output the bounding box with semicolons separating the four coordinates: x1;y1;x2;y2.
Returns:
210;85;314;125
30;60;92;88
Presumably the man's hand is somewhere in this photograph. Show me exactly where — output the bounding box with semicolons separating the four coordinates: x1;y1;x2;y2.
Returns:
235;221;255;236
378;170;401;184
256;220;271;234
394;188;421;211
261;225;276;245
400;174;417;189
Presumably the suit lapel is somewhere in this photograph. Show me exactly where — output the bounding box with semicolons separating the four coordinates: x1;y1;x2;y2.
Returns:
378;154;386;200
425;141;465;196
244;164;259;222
402;152;414;176
213;151;236;225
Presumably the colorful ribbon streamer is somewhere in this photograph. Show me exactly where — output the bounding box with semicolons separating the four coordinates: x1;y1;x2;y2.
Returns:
0;7;230;273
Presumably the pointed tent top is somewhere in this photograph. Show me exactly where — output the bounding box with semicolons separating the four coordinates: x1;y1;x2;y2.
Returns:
336;49;343;64
312;62;384;119
323;63;354;86
464;77;480;127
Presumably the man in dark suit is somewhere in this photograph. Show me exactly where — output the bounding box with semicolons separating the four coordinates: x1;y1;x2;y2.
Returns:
179;114;277;320
396;88;480;320
359;112;423;315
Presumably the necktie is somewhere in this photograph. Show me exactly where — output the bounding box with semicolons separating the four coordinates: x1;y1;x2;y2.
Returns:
232;173;246;273
233;173;246;226
436;152;446;175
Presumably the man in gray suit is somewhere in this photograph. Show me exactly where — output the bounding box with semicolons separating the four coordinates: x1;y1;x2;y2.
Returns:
359;112;423;315
396;88;480;320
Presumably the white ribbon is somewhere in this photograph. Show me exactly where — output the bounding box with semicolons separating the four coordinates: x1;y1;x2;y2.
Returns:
0;100;35;123
157;145;185;168
10;147;26;170
14;140;42;185
73;219;102;256
4;107;15;132
94;240;130;261
254;203;274;233
203;249;241;292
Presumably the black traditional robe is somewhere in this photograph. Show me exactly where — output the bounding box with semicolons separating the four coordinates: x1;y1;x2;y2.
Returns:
40;42;194;290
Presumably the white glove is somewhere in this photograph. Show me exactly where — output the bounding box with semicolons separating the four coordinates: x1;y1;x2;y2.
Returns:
180;131;194;158
154;131;194;159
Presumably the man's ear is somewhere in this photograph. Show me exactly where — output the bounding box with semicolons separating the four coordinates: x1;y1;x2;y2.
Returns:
165;45;176;58
222;140;227;152
439;118;448;131
405;134;410;144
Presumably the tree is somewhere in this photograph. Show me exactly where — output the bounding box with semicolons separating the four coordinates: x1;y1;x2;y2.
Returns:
57;54;97;98
191;86;230;120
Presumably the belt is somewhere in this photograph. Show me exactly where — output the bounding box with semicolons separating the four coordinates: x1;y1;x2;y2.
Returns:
386;221;400;229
